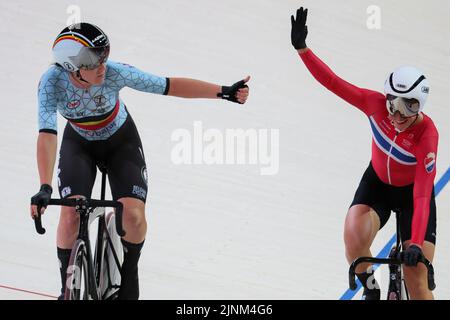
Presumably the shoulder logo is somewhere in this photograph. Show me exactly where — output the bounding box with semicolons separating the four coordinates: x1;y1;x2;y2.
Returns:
424;152;436;173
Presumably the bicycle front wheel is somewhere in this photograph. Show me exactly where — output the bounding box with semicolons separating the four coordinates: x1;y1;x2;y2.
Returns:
99;211;123;300
64;239;90;300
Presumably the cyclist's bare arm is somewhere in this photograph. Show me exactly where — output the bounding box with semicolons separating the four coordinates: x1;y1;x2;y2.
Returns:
167;78;222;98
167;76;250;104
30;132;57;217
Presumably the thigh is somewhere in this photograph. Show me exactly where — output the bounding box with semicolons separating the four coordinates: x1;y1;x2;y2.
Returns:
350;162;391;230
107;119;148;202
58;128;97;199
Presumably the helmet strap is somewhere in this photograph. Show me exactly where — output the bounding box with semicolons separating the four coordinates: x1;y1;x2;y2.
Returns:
75;70;90;84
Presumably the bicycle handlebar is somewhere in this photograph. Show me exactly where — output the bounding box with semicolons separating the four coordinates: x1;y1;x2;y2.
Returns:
348;255;435;291
34;198;126;237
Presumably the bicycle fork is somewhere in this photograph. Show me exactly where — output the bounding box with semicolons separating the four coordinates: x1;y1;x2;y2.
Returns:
387;211;409;300
387;246;402;300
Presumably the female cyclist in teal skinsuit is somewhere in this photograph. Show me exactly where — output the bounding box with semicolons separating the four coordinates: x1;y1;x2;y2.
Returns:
30;22;250;299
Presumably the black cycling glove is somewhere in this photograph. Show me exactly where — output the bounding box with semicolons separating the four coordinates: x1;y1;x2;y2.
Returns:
31;184;53;209
218;79;248;104
291;7;309;50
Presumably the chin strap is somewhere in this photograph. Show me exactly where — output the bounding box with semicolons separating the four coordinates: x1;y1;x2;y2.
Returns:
75;70;90;83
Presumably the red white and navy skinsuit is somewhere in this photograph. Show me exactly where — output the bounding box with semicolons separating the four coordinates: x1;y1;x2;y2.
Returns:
299;49;439;246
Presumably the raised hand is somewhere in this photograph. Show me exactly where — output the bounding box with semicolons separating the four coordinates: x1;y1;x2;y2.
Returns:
291;7;309;50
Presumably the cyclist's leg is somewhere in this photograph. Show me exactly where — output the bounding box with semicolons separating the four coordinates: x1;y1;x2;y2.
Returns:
344;205;380;271
56;125;97;298
106;114;148;299
57;196;84;248
400;191;436;300
117;197;146;300
118;197;147;243
344;163;390;299
344;162;390;271
109;195;146;300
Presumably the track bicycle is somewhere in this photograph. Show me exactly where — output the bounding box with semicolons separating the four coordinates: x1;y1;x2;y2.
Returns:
33;164;126;300
348;211;435;300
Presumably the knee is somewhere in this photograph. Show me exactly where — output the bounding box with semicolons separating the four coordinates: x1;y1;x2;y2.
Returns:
403;267;429;294
344;213;359;243
123;206;146;228
59;207;80;230
344;206;374;250
344;211;364;247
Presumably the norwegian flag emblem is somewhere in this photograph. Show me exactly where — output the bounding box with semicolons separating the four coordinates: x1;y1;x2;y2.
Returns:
424;152;436;173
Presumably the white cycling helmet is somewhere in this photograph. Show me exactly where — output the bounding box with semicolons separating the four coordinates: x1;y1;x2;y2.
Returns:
384;66;430;117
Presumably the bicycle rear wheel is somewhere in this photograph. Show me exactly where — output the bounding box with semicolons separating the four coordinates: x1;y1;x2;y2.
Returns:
64;239;90;300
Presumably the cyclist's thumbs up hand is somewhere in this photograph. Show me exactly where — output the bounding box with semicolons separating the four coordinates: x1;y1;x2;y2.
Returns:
219;76;251;105
30;184;53;218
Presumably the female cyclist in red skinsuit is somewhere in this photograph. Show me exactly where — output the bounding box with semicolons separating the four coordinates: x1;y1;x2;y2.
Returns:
291;7;439;300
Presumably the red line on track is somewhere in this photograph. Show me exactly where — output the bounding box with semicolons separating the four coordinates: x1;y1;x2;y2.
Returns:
0;284;57;299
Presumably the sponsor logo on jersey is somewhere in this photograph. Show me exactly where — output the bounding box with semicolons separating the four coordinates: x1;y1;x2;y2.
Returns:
401;139;413;149
141;166;148;185
380;119;392;133
61;186;72;198
132;185;147;200
424;152;436;173
94;95;107;107
67;100;80;109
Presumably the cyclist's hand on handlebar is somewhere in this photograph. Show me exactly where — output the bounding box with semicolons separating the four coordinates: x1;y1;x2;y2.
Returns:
30;184;52;218
402;244;424;267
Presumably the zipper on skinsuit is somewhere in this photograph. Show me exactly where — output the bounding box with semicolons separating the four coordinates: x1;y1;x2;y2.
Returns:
387;131;399;184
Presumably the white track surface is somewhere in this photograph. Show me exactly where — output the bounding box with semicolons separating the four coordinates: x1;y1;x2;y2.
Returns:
0;0;449;300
